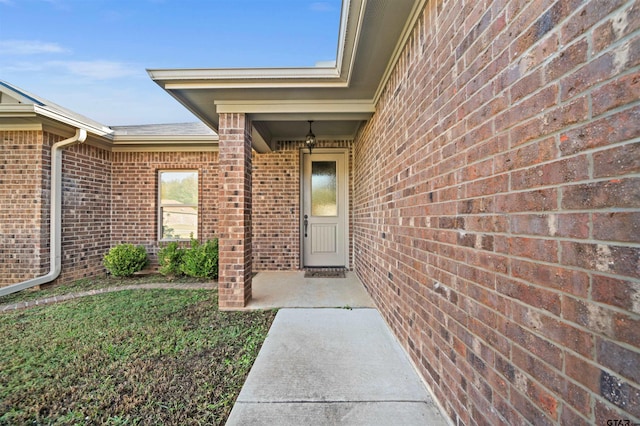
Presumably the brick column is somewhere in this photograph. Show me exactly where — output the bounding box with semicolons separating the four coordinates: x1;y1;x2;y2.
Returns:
218;113;252;309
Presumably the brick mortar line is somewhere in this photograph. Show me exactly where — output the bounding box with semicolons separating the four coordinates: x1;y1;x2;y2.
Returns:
0;283;216;314
419;171;640;197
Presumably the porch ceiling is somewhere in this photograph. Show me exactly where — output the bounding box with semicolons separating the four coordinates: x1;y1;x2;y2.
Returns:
148;0;424;152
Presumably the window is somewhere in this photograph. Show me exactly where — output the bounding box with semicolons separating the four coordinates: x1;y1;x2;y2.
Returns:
158;170;198;240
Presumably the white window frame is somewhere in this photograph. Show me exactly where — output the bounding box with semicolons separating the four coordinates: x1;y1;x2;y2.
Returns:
158;170;199;241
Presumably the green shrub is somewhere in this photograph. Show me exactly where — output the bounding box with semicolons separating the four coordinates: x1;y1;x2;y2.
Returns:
157;242;184;276
180;238;219;279
103;244;148;277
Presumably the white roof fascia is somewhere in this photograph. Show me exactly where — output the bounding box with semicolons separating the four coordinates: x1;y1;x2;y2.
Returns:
248;112;372;121
214;99;375;114
149;66;343;85
0;104;38;116
333;0;349;74
338;0;366;86
0;123;42;131
147;0;367;90
163;79;348;90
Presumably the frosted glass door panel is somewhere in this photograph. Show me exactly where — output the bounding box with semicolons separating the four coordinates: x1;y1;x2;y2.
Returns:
311;161;337;216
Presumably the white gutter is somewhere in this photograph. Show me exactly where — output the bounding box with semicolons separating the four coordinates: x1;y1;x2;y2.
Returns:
0;128;87;297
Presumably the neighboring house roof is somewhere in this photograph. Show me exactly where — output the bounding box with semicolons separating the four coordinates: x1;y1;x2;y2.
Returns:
111;122;216;137
0;80;218;151
110;121;218;150
149;0;426;151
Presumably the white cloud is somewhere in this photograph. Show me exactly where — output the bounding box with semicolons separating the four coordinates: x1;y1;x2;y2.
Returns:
0;61;47;73
2;59;141;81
47;60;141;80
0;40;69;55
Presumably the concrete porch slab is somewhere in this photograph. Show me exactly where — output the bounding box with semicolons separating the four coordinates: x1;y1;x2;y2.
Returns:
245;271;375;309
226;308;448;425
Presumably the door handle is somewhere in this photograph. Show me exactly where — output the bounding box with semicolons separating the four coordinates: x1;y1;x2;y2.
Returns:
304;214;308;238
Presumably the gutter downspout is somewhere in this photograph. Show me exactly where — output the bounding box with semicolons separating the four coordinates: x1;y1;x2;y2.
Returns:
0;128;88;297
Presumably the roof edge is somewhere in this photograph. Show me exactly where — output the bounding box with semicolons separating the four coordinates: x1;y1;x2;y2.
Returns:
148;66;343;85
34;105;113;137
146;0;366;90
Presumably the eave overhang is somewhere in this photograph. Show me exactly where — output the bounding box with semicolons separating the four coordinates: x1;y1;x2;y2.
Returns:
148;0;425;152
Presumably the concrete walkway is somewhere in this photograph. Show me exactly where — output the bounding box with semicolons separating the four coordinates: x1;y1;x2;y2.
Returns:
227;273;448;425
246;271;375;309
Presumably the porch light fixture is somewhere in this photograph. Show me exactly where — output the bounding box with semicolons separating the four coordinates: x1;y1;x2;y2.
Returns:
305;120;316;154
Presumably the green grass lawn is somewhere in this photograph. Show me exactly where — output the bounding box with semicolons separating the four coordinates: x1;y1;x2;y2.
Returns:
0;286;276;425
0;274;208;306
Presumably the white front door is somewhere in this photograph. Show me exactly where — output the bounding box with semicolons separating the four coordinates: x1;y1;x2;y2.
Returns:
302;150;349;267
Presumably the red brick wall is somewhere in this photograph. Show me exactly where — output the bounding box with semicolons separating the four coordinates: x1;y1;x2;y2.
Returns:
0;131;112;287
0;131;49;285
1;133;355;288
58;140;112;283
252;147;300;270
253;140;354;270
353;1;640;424
111;151;220;262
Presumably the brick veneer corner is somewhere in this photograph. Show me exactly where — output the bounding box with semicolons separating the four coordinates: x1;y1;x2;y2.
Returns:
0;130;49;285
218;113;252;308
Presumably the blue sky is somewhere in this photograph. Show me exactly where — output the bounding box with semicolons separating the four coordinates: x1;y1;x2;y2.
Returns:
0;0;341;125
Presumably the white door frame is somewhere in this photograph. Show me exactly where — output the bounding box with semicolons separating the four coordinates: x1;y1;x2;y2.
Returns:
300;148;350;268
